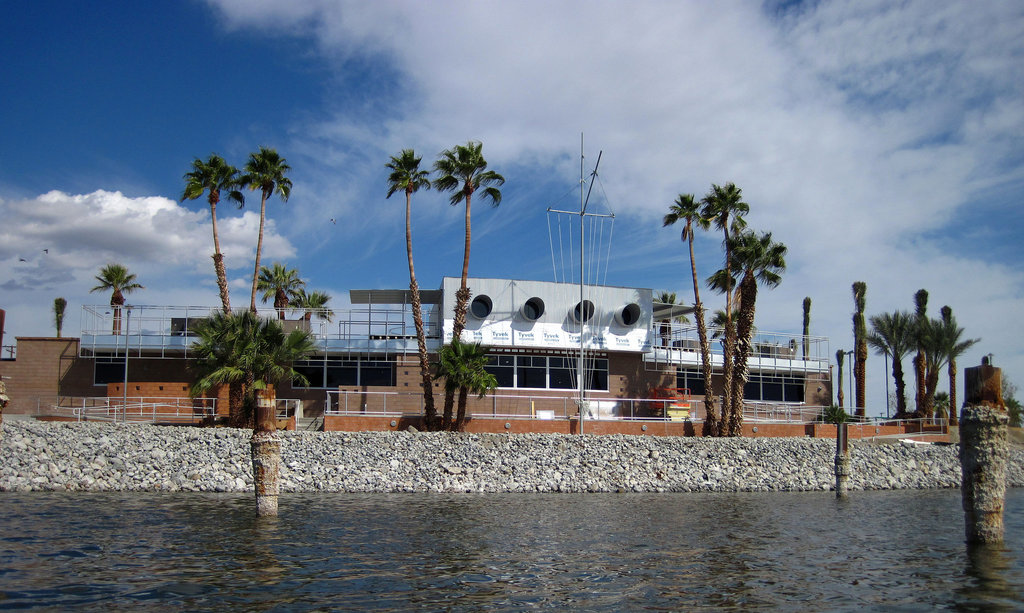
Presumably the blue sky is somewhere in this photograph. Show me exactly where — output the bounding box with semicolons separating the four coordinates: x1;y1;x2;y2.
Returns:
1;0;1022;415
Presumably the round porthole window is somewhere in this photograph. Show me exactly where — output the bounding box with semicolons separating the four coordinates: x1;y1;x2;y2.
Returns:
470;295;492;319
572;300;595;323
616;303;641;326
520;297;545;321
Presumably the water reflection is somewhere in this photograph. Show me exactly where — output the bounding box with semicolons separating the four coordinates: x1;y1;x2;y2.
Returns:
0;490;1020;611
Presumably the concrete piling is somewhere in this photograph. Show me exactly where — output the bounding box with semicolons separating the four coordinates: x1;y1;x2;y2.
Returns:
835;422;850;498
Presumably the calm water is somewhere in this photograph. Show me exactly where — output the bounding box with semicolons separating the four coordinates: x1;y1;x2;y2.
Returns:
0;489;1021;611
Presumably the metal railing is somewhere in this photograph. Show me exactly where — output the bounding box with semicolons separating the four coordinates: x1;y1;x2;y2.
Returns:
324;389;833;424
40;396;217;424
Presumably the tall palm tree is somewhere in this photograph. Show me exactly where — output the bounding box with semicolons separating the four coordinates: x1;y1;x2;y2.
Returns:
722;230;787;436
802;297;812;360
433;141;504;425
90;263;144;334
182;154;245;313
867;310;915;418
190;310;315;516
700;183;748;437
53;297;67;338
912;289;928;415
937;306;980;424
835;349;845;408
387;148;437;430
852;282;868;418
433;141;505;340
240;147;292;313
434;339;498;432
292;289;334;323
663;193;720;435
257;263;305;320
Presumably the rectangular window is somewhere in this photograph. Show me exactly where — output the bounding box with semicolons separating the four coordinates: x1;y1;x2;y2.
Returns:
360;360;395;387
293;361;325;388
94;354;125;385
485;354;608;391
517;356;547;389
486;356;515;388
549;357;574;389
326;361;358;387
676;368;705;396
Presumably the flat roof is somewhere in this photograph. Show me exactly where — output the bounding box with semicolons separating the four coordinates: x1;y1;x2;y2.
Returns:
349;289;443;305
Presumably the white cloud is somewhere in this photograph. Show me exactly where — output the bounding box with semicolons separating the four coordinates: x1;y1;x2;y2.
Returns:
0;189;296;338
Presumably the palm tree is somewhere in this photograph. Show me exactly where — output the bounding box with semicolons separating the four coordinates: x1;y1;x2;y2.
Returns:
292;289;334;323
90;263;144;334
434;339;498;431
867;311;915;418
53;297;67;338
257;263;305;320
852;282;868;418
937;306;980;424
722;230;787;436
802;297;812;359
433;141;504;426
387;148;437;430
835;349;845;408
190;310;316;516
182;154;245;313
240;147;292;313
663;192;719;435
912;289;928;415
700;183;748;437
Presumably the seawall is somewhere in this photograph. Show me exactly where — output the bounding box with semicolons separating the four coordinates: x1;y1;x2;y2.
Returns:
3;420;1023;493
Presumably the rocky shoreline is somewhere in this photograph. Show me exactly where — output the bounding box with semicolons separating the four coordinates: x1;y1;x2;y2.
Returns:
2;420;1023;494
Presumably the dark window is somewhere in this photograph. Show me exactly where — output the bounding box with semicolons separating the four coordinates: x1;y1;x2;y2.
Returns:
784;380;805;402
549;357;574;389
584;358;608;391
518;356;546;388
94;359;125;385
676;368;705;396
360;360;395;386
486;355;515;388
326;361;358;387
293;362;325;388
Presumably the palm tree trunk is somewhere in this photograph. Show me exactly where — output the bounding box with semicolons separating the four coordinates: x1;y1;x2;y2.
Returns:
892;357;908;417
454;387;469;431
444;191;475;432
855;341;867;418
914;351;926;415
209;196;231;314
924;368;941;418
729;274;757;436
249;191;269;313
686;227;717;437
721;322;737;436
405;191;437;430
228;381;245;427
949;359;959;425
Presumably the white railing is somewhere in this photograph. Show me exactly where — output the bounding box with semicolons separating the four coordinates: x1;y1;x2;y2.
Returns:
324;389;832;424
41;396;217;424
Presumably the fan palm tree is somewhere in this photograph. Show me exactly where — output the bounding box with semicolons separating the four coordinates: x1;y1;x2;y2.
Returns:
90;263;144;334
53;297;67;338
700;183;748;436
867;310;915;418
852;282;868;418
292;289;334;323
663;193;720;435
434;339;498;432
721;230;787;436
182;154;245;313
257;263;305;320
433;141;504;426
433;141;505;339
190;310;315;516
387;148;437;430
937;306;980;424
240;147;292;313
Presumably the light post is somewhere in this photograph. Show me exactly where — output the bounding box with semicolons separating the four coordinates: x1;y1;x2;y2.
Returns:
122;305;132;423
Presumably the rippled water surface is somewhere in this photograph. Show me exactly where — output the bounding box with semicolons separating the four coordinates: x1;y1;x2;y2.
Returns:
1;489;1022;611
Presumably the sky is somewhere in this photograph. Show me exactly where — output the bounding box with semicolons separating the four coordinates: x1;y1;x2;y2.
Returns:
1;0;1022;416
